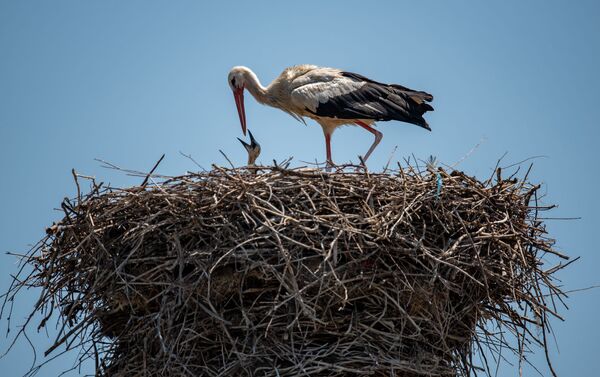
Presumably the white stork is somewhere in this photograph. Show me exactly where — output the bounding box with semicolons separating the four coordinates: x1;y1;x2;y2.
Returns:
227;65;433;167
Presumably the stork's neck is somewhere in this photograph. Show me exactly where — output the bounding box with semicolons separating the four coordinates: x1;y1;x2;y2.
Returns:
243;69;270;105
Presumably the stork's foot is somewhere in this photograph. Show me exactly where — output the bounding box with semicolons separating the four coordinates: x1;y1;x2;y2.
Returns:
325;160;335;173
355;156;369;172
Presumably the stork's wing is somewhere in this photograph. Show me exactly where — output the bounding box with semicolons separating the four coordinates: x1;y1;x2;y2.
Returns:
290;70;434;129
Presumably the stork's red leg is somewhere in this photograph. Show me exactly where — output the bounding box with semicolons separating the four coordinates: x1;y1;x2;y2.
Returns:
355;120;383;162
324;132;333;170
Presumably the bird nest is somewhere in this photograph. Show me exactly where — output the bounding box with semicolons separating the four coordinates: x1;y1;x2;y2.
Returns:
3;163;570;376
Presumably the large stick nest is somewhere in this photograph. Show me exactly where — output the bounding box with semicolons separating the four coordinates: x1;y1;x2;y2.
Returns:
4;163;570;376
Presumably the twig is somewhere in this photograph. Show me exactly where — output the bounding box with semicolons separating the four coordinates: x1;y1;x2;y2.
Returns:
140;154;166;188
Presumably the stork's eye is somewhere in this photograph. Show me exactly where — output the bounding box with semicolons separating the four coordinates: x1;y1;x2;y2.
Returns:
230;78;236;87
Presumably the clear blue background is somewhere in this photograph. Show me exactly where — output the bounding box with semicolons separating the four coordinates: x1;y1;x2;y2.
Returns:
1;1;598;376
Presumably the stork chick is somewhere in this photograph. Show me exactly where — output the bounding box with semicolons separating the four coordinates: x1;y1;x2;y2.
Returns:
237;129;261;166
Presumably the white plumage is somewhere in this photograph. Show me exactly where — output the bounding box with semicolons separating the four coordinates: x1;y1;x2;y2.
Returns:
291;78;367;113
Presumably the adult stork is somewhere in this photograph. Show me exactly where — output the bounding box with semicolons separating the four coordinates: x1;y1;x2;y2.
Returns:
228;65;433;167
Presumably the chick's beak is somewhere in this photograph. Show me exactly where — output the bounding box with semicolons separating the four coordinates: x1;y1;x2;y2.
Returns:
248;130;258;149
233;88;247;136
237;137;251;152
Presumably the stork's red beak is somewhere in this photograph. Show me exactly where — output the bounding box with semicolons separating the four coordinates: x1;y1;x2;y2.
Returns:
233;88;247;136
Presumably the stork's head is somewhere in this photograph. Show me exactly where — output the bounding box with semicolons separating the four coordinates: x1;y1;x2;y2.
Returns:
228;66;251;135
237;129;261;166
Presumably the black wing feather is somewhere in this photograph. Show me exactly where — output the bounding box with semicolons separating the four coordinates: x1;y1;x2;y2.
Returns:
308;71;434;130
341;71;434;102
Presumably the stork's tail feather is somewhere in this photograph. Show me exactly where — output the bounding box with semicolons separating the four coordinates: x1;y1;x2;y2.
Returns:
412;91;434;103
402;90;434;130
418;102;434;114
413;116;431;131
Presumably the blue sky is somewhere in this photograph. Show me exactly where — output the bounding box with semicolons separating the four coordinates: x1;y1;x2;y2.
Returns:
1;1;599;375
